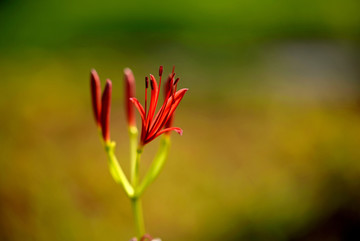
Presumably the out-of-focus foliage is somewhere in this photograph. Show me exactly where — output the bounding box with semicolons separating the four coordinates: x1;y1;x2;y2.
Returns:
1;0;360;240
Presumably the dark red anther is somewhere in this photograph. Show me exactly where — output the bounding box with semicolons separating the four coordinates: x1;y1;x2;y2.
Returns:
174;77;180;86
150;77;154;90
145;76;149;89
159;66;163;77
101;79;112;141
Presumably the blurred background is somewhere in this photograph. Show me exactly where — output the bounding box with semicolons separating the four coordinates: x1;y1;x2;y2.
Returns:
1;0;360;240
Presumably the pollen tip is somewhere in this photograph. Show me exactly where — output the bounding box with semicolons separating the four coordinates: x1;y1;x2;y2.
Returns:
174;77;180;85
145;77;149;88
159;66;163;77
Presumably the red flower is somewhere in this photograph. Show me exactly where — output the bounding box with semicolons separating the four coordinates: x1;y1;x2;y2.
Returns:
130;66;188;146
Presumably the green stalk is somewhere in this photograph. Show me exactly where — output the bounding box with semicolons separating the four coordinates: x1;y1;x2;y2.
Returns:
132;146;145;238
131;197;145;238
129;126;138;186
104;141;134;197
136;135;170;197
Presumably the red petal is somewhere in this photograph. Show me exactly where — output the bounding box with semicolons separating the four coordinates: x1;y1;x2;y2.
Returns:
150;88;188;135
146;127;183;143
146;74;159;125
130;97;146;123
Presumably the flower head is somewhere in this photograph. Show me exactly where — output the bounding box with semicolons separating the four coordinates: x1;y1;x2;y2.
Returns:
130;66;188;146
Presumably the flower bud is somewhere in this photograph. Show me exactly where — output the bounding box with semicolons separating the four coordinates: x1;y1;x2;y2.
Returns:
90;69;101;127
101;79;112;141
124;68;136;127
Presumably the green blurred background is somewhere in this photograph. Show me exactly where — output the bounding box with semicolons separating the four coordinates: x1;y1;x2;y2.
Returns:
1;0;360;240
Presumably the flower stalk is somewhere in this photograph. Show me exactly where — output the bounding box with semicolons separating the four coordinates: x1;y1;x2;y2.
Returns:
105;141;134;197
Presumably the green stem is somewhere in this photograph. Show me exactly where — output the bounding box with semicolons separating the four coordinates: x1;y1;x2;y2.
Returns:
137;135;170;197
131;197;145;239
104;141;134;197
133;148;143;188
129;126;138;186
131;145;145;238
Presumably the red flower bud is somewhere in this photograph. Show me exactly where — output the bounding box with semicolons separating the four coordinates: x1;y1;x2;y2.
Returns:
124;68;136;127
101;79;112;141
90;69;102;127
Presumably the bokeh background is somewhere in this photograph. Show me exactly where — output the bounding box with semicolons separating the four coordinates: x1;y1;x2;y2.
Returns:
1;0;360;240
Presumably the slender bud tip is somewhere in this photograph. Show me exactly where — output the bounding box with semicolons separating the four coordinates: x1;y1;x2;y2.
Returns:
124;67;132;76
106;78;112;86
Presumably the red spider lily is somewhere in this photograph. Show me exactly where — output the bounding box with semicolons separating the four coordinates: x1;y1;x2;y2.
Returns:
124;68;136;127
90;69;112;142
130;66;188;146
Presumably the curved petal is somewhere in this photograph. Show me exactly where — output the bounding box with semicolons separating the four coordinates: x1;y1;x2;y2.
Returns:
130;97;145;123
146;74;159;124
151;88;188;134
145;127;183;144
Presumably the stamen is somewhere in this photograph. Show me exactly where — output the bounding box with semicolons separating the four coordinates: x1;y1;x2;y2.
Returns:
174;78;180;86
145;77;148;116
159;66;163;77
145;76;149;89
150;76;154;90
